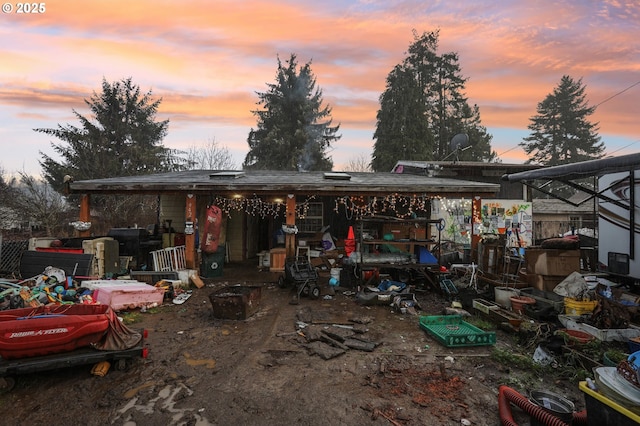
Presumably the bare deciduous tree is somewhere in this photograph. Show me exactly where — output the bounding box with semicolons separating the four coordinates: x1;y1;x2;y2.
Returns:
184;138;237;170
7;173;73;236
341;154;372;172
0;166;20;230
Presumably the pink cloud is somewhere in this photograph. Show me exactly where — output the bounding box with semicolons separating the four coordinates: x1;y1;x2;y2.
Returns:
1;0;638;175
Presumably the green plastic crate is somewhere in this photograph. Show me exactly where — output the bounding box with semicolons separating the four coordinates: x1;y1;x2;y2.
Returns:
419;315;496;348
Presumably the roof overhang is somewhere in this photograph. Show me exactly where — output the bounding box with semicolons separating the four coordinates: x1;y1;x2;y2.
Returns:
501;153;640;207
69;169;501;198
501;153;640;183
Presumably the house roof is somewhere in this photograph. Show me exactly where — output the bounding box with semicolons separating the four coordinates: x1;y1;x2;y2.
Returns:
532;197;596;214
69;169;501;198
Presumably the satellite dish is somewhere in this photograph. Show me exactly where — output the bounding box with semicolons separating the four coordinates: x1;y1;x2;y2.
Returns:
450;133;470;151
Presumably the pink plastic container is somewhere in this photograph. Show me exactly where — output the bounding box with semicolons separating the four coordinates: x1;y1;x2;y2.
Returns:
92;283;164;311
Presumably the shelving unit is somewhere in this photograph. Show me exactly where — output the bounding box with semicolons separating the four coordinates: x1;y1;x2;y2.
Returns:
354;216;446;288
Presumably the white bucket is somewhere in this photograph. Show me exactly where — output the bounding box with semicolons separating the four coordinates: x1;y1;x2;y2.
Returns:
330;268;342;284
494;287;520;309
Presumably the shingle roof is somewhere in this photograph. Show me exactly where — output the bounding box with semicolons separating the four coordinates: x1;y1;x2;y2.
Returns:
69;169;500;197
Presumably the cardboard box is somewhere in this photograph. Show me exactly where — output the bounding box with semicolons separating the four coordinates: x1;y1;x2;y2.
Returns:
525;248;580;276
527;273;565;292
269;248;286;272
308;249;322;258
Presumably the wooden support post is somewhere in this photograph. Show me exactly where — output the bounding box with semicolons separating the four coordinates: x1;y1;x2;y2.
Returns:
79;194;91;238
185;194;197;269
286;194;296;258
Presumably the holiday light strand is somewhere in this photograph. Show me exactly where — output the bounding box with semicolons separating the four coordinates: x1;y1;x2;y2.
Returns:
333;194;433;219
210;193;478;225
211;194;317;219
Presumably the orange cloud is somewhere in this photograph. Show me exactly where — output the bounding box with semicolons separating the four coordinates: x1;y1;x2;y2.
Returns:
2;0;638;177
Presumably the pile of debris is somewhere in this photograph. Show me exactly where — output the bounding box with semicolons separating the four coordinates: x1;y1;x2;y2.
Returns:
280;307;381;360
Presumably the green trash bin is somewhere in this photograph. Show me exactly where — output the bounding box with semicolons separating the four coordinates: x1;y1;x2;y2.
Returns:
201;245;225;278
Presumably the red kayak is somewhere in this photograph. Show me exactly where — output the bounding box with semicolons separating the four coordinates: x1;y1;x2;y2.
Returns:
0;304;111;360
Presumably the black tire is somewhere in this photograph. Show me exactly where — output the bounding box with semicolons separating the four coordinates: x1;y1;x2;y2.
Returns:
309;285;320;300
278;275;286;288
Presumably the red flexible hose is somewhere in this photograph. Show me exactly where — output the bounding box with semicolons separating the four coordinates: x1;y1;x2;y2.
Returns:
498;385;588;426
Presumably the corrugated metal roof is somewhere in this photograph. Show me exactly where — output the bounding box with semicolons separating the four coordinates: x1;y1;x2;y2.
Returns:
502;153;640;182
69;169;500;197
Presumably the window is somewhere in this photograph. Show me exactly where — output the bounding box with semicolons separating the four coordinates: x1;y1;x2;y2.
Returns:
298;202;323;233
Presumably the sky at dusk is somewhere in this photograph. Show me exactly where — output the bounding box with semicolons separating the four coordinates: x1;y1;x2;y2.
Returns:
1;0;639;177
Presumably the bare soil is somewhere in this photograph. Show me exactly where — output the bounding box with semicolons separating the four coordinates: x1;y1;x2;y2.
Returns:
0;261;588;426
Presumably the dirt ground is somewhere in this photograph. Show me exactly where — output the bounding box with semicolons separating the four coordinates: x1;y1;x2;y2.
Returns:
0;261;590;426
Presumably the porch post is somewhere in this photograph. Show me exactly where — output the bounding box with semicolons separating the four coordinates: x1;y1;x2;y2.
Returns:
286;194;296;258
79;194;91;238
185;194;197;269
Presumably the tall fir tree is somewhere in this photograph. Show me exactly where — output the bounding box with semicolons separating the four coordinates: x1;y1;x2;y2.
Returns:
35;78;180;230
520;75;604;166
371;65;433;171
37;77;178;189
372;30;495;172
244;54;340;171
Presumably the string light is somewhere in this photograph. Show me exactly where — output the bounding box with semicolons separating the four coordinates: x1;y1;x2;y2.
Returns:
333;193;433;219
211;194;317;219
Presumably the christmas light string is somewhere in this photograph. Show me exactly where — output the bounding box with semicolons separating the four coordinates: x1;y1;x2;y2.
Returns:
334;193;432;219
210;194;477;237
211;194;317;219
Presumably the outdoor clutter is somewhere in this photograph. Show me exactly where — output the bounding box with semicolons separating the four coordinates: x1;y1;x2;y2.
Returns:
0;265;197;312
3;227;640;425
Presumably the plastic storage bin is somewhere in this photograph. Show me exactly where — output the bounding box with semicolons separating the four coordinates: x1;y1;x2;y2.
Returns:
92;283;165;310
579;381;640;425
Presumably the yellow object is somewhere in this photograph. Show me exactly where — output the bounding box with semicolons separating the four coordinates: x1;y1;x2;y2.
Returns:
564;297;598;316
579;381;640;423
91;361;111;377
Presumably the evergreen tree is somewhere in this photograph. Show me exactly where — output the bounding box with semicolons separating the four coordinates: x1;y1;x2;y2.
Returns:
372;30;496;171
520;75;604;166
372;65;432;172
35;78;180;229
244;54;340;171
37;77;178;188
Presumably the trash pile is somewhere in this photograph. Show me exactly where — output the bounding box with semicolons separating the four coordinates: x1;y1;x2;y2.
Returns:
0;266;170;312
284;306;380;360
0;266;93;310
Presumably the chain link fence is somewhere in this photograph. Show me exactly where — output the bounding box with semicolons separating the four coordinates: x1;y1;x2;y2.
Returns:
0;238;29;278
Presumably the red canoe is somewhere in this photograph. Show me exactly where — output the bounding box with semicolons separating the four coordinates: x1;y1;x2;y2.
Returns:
0;304;111;359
